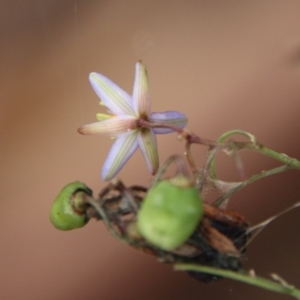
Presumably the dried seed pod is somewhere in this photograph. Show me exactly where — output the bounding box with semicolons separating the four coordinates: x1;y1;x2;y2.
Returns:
137;176;203;251
50;182;92;230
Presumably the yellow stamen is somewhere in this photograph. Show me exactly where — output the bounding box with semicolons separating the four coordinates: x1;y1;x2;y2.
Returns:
96;113;112;121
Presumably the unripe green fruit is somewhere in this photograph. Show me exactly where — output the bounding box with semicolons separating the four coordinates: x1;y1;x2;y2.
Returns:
137;177;203;251
50;182;91;231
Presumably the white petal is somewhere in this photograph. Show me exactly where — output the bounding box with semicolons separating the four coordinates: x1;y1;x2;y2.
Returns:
78;116;137;136
132;61;151;117
89;72;135;116
137;129;159;175
149;111;187;134
102;131;139;181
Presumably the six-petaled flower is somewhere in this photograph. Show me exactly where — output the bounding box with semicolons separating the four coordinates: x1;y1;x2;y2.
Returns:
78;61;187;181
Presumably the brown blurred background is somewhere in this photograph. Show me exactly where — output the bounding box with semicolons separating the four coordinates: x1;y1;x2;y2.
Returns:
1;1;300;299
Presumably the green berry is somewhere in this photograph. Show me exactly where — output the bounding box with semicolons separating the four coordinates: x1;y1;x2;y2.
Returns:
137;177;203;251
50;182;92;231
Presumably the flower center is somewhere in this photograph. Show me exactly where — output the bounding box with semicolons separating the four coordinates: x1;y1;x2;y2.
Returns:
136;117;150;130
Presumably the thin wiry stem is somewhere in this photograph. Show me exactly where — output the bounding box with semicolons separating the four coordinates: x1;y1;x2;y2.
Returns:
174;264;300;299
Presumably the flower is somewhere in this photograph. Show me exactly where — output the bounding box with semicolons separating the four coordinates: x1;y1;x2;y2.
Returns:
78;61;187;181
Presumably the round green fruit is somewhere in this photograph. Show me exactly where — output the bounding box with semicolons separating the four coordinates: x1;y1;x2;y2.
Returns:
50;182;92;231
137;177;203;251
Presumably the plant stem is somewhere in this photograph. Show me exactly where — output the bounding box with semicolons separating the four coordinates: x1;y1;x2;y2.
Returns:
214;165;292;207
238;142;300;169
174;264;300;299
215;129;300;169
208;129;300;206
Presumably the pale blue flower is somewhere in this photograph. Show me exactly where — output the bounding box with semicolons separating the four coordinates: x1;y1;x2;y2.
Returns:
78;61;187;181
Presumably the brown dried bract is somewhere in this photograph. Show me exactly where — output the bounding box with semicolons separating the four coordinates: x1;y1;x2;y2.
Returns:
91;180;250;282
